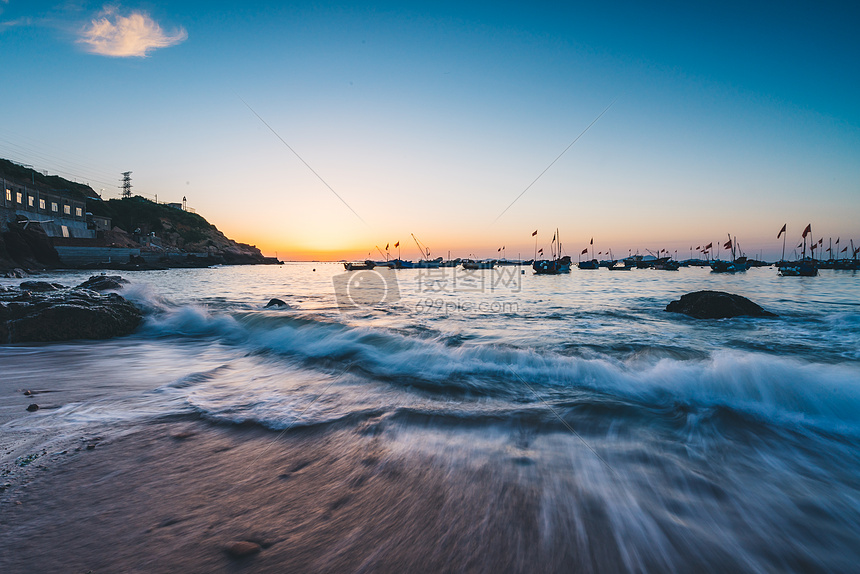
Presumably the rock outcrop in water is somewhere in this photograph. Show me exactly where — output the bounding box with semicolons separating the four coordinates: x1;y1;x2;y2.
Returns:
665;290;777;319
0;276;142;342
76;275;130;291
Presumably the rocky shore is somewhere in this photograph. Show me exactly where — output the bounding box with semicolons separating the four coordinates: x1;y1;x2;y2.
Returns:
0;275;142;343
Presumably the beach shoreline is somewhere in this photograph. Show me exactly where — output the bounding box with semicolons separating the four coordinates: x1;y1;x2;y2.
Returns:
0;418;592;574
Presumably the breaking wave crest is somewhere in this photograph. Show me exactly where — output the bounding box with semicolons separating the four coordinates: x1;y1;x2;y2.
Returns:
134;303;860;436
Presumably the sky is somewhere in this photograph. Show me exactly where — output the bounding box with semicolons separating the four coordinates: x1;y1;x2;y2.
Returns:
1;1;858;260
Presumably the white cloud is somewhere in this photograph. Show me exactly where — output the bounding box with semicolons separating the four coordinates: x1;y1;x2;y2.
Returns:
0;17;31;31
78;6;187;57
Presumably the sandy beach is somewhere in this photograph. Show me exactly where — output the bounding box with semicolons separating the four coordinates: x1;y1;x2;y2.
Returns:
1;416;618;574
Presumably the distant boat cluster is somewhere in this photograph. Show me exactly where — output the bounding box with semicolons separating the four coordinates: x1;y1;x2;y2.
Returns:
343;226;859;276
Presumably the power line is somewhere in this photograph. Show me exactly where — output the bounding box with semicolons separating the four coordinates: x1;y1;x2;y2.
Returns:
492;98;617;224
237;95;368;226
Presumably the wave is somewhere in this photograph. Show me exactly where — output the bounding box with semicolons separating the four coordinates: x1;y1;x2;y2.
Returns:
124;301;860;438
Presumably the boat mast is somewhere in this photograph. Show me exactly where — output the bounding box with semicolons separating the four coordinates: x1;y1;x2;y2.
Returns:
411;233;431;261
782;226;787;263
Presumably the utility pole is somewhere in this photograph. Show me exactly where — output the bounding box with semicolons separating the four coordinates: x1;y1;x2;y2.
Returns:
121;171;132;199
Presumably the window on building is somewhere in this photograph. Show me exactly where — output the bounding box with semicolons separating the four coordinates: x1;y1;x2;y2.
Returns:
16;192;23;203
5;189;10;202
75;207;83;217
28;196;34;207
51;202;58;212
63;204;71;215
39;198;46;210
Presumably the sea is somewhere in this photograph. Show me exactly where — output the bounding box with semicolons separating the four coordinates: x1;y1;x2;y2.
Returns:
2;263;859;572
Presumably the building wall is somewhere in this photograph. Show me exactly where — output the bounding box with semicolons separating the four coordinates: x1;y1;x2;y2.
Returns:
2;177;93;238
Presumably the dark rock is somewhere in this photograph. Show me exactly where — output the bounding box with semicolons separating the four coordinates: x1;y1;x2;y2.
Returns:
20;281;64;292
75;275;129;291
1;223;61;270
666;291;777;319
265;298;287;308
3;268;28;278
0;287;143;343
224;540;262;558
26;404;39;412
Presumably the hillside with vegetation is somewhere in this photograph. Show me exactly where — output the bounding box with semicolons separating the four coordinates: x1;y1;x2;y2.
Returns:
0;158;97;201
87;195;268;262
1;159;275;269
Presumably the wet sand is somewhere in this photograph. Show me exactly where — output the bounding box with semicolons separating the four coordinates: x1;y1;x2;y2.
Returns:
0;418;622;574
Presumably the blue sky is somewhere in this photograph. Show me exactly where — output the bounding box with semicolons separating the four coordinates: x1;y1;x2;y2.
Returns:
1;1;858;259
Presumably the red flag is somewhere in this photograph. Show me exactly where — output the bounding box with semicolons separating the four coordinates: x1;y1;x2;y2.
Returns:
385;243;389;250
777;223;786;238
797;243;803;248
827;247;832;253
532;230;538;236
836;237;840;244
538;248;543;254
696;246;700;250
802;224;812;238
394;241;399;248
842;247;848;253
819;238;823;245
723;239;732;249
581;248;588;255
705;242;713;249
590;237;593;245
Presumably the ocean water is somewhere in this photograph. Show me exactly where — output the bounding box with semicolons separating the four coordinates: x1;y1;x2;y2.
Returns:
2;263;859;572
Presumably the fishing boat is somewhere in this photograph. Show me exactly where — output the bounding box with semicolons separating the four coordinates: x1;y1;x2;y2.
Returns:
414;257;443;269
710;235;749;273
651;257;680;271
578;238;599;269
412;234;442;268
533;229;571;274
778;260;818;277
388;258;414;269
343;260;376;271
534;256;572;274
462;259;495;270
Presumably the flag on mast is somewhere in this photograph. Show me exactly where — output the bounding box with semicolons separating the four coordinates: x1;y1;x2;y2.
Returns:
532;230;538;236
394;241;399;248
802;224;812;238
777;224;786;238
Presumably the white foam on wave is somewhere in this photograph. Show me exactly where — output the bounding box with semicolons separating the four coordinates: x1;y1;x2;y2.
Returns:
123;303;860;436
